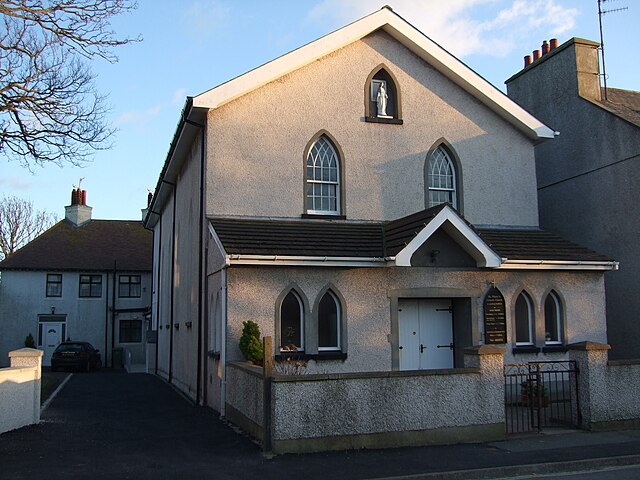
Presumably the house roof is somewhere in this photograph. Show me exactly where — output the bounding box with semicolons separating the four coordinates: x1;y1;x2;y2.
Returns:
0;220;152;272
596;87;640;128
209;205;615;270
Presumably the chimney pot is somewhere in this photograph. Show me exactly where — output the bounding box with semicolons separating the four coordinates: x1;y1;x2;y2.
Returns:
533;49;541;61
71;188;78;205
550;38;558;50
542;40;550;55
81;190;87;206
147;191;153;207
524;55;532;67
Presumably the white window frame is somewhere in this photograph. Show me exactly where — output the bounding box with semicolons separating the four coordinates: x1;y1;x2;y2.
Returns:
428;146;457;209
306;136;340;215
318;291;341;352
544;291;563;345
515;292;534;346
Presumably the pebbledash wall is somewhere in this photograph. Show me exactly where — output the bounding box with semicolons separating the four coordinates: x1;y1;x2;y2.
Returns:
227;343;640;453
227;346;505;454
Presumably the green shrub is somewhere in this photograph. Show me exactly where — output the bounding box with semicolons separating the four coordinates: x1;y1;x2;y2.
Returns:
239;320;263;364
24;333;36;348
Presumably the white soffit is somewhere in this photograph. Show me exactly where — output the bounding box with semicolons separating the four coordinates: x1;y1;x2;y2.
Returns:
192;7;554;141
395;205;502;267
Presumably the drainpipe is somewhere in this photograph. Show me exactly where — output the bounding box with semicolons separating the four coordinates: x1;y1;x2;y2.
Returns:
184;116;206;406
111;260;117;367
220;266;228;417
104;270;109;366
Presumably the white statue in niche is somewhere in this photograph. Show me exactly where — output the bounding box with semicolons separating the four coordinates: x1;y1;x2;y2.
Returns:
376;81;389;117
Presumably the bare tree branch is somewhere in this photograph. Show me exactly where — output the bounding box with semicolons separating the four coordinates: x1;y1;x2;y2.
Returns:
0;194;57;259
0;0;139;169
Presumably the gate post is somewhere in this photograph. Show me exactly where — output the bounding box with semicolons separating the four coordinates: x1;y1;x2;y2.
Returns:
262;336;274;454
568;341;610;430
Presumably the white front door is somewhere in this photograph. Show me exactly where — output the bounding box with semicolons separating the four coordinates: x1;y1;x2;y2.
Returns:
42;322;63;366
399;299;454;370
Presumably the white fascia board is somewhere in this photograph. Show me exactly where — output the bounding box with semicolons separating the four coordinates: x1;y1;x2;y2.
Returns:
498;260;619;271
192;8;553;141
226;254;392;268
207;224;228;259
394;205;502;268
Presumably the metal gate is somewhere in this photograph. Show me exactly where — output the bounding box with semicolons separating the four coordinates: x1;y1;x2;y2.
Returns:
504;361;580;434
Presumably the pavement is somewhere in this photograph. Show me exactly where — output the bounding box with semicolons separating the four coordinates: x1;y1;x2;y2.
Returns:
1;371;640;480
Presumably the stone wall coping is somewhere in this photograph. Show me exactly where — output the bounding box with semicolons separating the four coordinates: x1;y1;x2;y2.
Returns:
8;348;44;358
0;366;39;375
463;345;506;356
271;367;481;383
567;341;611;351
228;361;263;377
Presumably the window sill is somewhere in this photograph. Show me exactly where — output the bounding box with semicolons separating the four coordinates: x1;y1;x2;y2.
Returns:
364;116;403;125
275;352;347;361
512;346;540;355
542;345;567;353
301;214;346;220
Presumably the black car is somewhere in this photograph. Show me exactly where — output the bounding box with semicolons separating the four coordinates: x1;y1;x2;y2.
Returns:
51;342;102;372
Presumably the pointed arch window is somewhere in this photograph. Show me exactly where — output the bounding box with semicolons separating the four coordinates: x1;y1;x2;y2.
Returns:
280;291;304;351
515;291;534;345
427;146;458;209
544;291;563;345
306;135;340;215
318;291;341;351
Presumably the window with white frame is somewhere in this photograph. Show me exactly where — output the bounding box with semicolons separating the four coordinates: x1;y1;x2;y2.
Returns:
427;146;457;209
318;291;341;351
306;136;340;215
280;291;304;351
515;291;534;345
544;291;563;344
46;273;62;297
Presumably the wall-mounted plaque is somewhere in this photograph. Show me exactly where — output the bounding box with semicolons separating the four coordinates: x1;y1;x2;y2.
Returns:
484;287;507;344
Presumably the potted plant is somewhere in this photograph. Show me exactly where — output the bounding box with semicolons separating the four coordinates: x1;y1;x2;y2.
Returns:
521;379;550;408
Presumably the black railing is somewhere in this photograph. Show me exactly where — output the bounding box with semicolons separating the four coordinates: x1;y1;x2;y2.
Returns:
504;361;579;434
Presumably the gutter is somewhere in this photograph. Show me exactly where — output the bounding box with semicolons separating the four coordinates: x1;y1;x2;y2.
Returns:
497;259;619;271
225;254;395;267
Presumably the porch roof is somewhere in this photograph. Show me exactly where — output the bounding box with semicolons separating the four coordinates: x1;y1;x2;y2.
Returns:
209;205;614;266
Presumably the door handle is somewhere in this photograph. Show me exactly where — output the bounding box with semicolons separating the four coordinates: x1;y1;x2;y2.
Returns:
436;343;454;350
420;344;425;353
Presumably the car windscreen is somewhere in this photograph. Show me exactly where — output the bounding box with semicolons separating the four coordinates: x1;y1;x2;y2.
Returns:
55;344;84;352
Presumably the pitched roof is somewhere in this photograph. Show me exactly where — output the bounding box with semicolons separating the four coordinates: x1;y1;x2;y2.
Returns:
192;7;554;141
209;205;614;268
0;220;152;272
596;87;640;128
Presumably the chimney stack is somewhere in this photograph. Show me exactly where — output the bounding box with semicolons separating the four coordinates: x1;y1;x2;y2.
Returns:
65;186;92;226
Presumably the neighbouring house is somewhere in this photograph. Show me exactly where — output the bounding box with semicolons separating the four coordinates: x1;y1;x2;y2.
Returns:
146;7;618;451
506;38;640;360
0;188;153;371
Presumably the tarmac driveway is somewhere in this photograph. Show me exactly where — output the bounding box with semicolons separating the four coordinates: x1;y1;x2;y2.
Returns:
2;371;640;480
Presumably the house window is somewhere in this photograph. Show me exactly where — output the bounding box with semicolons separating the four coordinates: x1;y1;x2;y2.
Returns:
427;146;458;209
544;291;563;344
79;274;102;298
120;319;142;343
46;274;62;297
280;291;304;351
318;291;341;351
365;66;401;121
119;275;141;298
306;136;340;215
515;291;534;345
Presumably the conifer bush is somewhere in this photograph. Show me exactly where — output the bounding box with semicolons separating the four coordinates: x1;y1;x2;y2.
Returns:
239;320;263;364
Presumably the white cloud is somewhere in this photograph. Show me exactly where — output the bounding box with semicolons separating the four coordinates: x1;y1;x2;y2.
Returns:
0;177;32;190
307;0;579;58
116;88;188;129
183;1;231;41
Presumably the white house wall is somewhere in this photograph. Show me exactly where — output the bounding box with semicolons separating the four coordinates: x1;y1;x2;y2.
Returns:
225;267;606;375
205;30;539;227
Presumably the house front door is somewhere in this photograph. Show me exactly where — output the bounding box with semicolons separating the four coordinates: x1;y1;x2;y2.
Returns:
41;322;63;366
398;299;454;370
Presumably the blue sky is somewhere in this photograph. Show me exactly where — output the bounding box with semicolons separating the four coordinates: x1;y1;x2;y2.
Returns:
1;0;637;221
